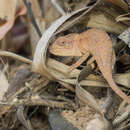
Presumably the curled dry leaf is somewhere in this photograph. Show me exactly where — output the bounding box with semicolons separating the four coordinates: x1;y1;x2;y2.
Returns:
0;5;26;40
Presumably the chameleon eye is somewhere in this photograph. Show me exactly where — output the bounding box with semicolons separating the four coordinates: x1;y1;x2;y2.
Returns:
58;41;65;46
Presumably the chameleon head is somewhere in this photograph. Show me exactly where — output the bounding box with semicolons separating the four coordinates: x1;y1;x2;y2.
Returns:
49;33;82;56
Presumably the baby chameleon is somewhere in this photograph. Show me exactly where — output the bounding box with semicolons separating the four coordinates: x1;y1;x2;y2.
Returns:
49;28;130;104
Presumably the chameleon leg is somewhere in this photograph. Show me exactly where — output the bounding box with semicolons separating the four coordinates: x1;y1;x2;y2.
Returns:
87;57;95;69
68;52;89;72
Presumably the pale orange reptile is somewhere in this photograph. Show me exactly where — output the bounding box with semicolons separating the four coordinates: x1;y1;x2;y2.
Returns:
49;28;130;104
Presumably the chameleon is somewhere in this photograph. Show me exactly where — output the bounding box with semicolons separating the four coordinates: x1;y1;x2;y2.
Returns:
49;28;130;104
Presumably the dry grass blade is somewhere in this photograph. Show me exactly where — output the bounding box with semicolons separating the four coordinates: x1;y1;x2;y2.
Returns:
113;106;130;127
116;13;130;22
0;51;32;64
51;0;65;15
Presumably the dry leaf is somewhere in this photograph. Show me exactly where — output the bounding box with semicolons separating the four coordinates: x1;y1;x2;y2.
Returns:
85;114;112;130
0;0;17;21
0;20;15;40
107;0;129;11
85;11;127;34
0;5;26;40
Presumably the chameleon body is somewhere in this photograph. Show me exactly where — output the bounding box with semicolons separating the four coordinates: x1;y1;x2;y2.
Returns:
50;28;130;104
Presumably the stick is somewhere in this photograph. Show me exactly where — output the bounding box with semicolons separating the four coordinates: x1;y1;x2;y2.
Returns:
23;0;42;37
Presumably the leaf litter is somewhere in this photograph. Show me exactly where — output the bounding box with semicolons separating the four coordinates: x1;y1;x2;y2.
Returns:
0;0;130;130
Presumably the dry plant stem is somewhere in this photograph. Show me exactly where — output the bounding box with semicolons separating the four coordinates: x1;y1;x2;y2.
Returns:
101;89;113;115
33;80;50;93
58;81;75;92
0;86;28;118
17;106;33;130
119;124;130;130
23;0;42;37
116;12;130;22
0;74;75;117
48;58;130;89
51;0;66;15
5;66;31;99
30;95;75;109
0;71;47;118
76;65;102;115
113;108;130;127
0;95;76;109
0;51;32;64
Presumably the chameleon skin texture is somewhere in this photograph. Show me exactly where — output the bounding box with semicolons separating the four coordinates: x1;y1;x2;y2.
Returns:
50;28;130;104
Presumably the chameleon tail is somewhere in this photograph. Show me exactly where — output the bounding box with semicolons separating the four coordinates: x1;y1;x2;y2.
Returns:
105;75;130;104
